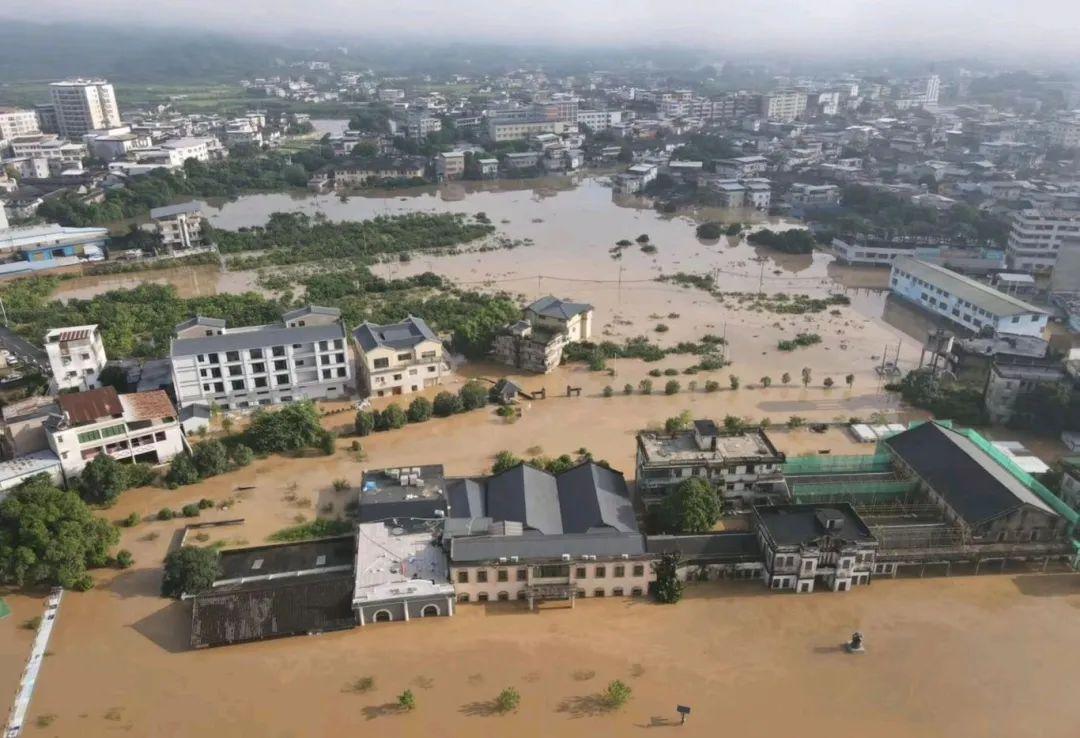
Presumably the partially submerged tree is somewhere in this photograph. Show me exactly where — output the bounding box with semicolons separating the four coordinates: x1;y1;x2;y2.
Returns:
161;545;221;599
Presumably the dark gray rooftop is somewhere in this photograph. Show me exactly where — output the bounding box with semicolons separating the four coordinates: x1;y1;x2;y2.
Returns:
174;316;226;333
217;535;355;582
172;322;346;356
525;296;593;321
149;201;201;219
645;533;760;561
353;315;438;352
753;503;875;547
449;532;647;563
282;305;341;322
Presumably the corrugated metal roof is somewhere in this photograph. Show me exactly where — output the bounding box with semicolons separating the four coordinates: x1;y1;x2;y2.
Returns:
57;386;122;426
118;390;176;421
893;257;1046;318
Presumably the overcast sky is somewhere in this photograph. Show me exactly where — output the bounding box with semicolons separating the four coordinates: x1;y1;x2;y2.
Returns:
6;1;1080;61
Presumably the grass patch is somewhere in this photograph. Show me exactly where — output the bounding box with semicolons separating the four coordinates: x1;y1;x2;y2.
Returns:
268;518;353;542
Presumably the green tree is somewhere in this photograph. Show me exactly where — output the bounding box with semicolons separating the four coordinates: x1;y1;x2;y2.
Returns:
495;687;521;713
318;430;337;455
602;385;614;398
398;689;416;711
355;410;376;436
166;454;200;487
653;552;684;604
704;380;720;392
623;383;634;395
161;545;221;598
492;450;522;474
760;376;772;388
823;377;835;388
604;680;633;709
230;444;254;467
660;477;719;534
729;374;740;390
0;477;118;588
845;373;855;388
407;396;433;423
244;402;324;453
782;372;791;385
664;380;680;395
77;454;128;507
115;549;134;569
639;379;653;395
433;391;464;416
723;415;745;432
459;380;489;411
377;404;407;431
801;367;812;387
192;440;230;478
96;364;129;393
664;410;692;433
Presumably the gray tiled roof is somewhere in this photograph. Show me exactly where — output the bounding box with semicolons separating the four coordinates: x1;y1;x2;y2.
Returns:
557;462;638;533
353;315;438;352
171;322;346;356
487;464;563;534
449;532;647;564
525;296;593;321
282;305;341;322
174;316;226;333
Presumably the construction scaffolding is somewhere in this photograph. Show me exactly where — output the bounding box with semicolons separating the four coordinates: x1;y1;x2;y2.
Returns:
790;478;917;505
781;453;894;477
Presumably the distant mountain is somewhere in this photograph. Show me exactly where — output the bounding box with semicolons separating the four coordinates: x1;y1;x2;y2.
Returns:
0;21;300;85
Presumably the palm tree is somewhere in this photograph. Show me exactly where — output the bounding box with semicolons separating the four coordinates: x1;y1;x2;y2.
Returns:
801;367;812;387
845;373;855;388
760;376;772;388
781;372;791;385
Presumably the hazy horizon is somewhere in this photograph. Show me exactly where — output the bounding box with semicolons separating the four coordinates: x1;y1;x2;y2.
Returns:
3;1;1080;64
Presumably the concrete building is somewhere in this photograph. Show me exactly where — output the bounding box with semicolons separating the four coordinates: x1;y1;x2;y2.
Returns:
46;387;184;479
353;316;447;398
149;202;206;254
0;108;40;143
9;134;87;169
742;179;772;210
487;116;572;143
983;361;1066;425
1;396;58;458
170;306;352;411
0;223;108;264
406;112;442;141
636;420;786;506
493;296;593;374
714;156;768;178
325;157;426;188
444;462;654;605
1007;208;1080;272
352;522;455;625
889;258;1048;338
576;110;622;131
1048;115;1080;150
0;451;63;496
49;79;121;139
434;151;465;181
788;183;841;207
44;325;107;391
754;503;878;593
759;90;807;122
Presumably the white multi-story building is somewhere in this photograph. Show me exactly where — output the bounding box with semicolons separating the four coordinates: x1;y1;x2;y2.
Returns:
149;202;205;253
9;134;87;168
44;325;107;392
890;257;1048;337
1007;208;1080;272
352;316;447;398
1048;116;1080;150
46;387;185;479
922;74;941;106
759;90;807;122
49;79;121;139
576;109;623;131
636;420;786;507
170;306;352;411
0;107;40;143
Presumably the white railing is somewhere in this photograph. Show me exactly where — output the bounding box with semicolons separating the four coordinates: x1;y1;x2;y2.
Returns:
5;587;63;737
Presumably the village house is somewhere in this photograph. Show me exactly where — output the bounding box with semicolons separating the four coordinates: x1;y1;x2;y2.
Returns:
148;202;206;254
353;315;448;397
492;296;593;374
44;324;107;392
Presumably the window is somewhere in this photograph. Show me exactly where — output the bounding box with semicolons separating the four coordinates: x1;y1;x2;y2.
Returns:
397;352;412;361
516;568;527;582
457;571;469;583
336;352;345;363
276;374;290;386
100;424;125;439
272;346;285;357
231;380;245;391
497;569;508;582
337;367;347;377
476;570;488;583
575;566;587;579
252;362;265;373
77;429;102;444
254;377;267;388
274;360;288;371
319;340;329;351
249;348;263;359
595;566;606;579
228;365;242;376
373;357;389;369
613;565;625;578
536;564;569;578
225;351;240;362
334;339;343;349
632;564;644;577
323;369;332;379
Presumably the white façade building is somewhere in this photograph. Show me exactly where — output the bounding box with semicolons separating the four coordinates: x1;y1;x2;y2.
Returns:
890;257;1048;338
44;325;107;391
170;306;352;411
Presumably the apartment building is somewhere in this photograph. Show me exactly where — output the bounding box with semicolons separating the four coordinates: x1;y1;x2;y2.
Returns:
754;504;878;593
636;420;786;506
445;462;654;605
759;90;808;122
576;109;622;131
49;79;121;138
1;396;57;458
352;316;447;398
434;151;465;181
406;113;442;141
788;183;841;207
170;306;352;411
487;116;573;142
890;257;1048;338
714;156;768;178
44;325;107;391
0;108;40;142
46;387;184;479
1048;116;1080;149
9;134;87;168
1007;208;1080;272
149;202;205;253
983;361;1066;424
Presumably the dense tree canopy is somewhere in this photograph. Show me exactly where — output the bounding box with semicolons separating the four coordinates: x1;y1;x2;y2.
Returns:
243;402;325;454
0;476;119;589
161;546;221;599
660;477;720;534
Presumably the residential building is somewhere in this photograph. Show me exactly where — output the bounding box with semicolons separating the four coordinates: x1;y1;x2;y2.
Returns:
833;238;1005;272
710;180;745;208
406;112;442;141
502;151;541;170
1047;115;1080;149
1;396;58;458
49;79;121;138
614;163;658;194
170;306;352;411
576;110;622;131
487;116;573;143
1058;459;1080;512
759;90;807;122
493;296;593;374
1007;208;1080;272
434;151;465;181
352;316;447;398
9;134;87;169
46;387;184;479
0;451;63;496
983;361;1066;424
742;179;772;210
325;157;426;188
714;156;768;178
149;202;206;253
477;158;499;177
754;503;878;593
889;258;1048;338
0;108;40;142
636;420;786;506
444;462;654;605
788;183;841;207
44;325;107;391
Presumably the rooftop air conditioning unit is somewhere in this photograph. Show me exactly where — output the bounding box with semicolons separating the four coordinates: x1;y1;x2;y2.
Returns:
561;553;571;561
510;556;519;563
499;556;508;563
621;554;630;559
